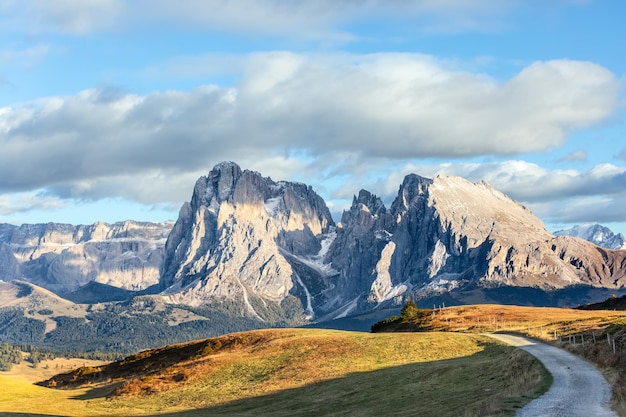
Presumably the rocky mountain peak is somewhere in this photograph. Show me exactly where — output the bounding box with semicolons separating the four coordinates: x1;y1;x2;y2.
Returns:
5;163;624;333
428;175;551;244
390;174;432;213
555;224;626;250
160;162;335;318
0;220;172;294
340;190;387;229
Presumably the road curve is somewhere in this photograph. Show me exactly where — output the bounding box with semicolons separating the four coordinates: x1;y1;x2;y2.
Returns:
487;333;616;417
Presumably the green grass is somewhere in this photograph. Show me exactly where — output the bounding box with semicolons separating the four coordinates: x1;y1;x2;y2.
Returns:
0;329;549;417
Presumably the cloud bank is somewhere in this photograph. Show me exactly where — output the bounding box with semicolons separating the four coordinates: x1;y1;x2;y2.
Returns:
0;51;624;227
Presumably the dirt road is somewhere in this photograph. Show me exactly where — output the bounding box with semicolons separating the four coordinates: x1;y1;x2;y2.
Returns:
488;333;616;417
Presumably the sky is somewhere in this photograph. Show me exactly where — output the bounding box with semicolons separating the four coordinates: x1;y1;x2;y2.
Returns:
1;0;625;235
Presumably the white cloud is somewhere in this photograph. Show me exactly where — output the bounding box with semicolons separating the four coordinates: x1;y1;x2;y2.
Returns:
372;160;626;202
0;190;65;216
2;0;521;37
336;159;626;225
533;195;626;225
0;53;622;210
25;0;125;34
0;43;49;67
559;150;587;162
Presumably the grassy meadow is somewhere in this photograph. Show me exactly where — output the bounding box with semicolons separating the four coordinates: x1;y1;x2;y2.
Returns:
0;328;548;417
408;304;626;415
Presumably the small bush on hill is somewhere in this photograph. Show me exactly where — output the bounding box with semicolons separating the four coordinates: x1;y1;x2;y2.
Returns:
371;301;433;332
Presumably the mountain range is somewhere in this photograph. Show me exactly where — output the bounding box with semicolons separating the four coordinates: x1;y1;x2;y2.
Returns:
1;161;625;352
0;220;172;301
554;223;626;250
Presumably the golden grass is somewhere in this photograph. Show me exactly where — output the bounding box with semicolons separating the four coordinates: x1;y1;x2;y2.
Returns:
427;304;626;338
0;328;547;417
421;304;626;416
0;357;108;383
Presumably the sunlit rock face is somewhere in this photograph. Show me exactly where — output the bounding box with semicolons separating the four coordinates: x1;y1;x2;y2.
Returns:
160;162;337;321
326;174;626;315
160;163;626;322
0;221;172;294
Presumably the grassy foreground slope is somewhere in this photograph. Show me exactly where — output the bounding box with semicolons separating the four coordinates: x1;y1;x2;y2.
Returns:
1;329;548;417
377;303;626;415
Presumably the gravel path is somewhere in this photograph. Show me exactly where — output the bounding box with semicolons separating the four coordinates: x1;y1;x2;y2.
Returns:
488;333;616;417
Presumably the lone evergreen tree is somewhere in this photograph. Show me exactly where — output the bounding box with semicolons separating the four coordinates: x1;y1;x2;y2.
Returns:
401;300;419;321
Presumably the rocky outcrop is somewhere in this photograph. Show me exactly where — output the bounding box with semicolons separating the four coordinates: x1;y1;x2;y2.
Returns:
3;163;625;323
160;162;335;321
0;221;172;294
0;243;21;281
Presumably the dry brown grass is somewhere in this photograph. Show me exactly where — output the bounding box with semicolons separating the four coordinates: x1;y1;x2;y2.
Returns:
426;304;626;335
98;329;547;416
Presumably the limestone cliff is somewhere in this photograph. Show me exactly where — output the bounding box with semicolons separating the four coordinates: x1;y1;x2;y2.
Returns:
3;163;625;323
160;162;335;321
0;220;172;294
326;174;626;315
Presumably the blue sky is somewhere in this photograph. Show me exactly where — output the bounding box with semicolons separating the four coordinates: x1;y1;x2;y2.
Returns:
1;0;625;235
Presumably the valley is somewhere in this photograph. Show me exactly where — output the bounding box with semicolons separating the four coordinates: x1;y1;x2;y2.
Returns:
2;299;626;415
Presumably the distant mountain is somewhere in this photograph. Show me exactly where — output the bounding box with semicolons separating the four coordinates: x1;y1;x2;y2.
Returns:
554;224;626;250
0;220;173;295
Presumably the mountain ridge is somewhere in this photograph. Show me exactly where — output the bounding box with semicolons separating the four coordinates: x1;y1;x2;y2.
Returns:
159;162;626;321
0;220;173;295
555;223;626;250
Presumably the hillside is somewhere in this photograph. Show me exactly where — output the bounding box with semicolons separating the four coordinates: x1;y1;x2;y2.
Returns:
0;329;547;417
579;294;626;310
373;303;626;415
0;281;263;353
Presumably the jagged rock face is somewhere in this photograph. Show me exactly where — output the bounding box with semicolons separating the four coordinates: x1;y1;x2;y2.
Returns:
0;221;172;294
160;164;626;321
160;162;335;320
328;174;626;315
555;224;626;250
0;244;20;281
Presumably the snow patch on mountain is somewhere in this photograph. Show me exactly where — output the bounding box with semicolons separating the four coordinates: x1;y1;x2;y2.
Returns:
264;197;282;215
